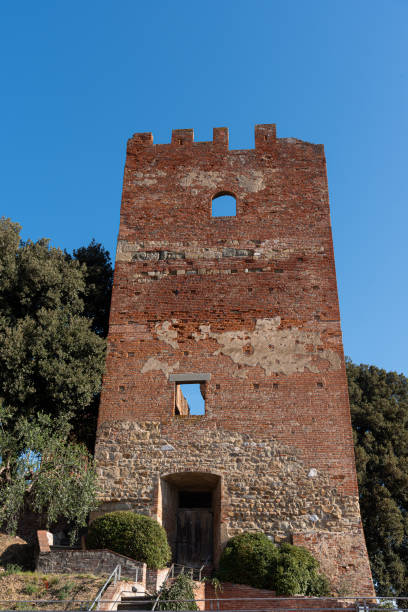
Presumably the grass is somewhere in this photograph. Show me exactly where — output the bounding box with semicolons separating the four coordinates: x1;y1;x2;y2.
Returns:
22;583;40;595
2;564;24;576
55;581;75;600
0;570;106;610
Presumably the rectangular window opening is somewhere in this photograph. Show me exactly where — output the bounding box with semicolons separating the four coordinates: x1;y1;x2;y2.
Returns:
175;382;206;416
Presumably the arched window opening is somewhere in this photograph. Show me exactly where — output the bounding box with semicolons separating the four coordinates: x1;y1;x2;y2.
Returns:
211;193;237;217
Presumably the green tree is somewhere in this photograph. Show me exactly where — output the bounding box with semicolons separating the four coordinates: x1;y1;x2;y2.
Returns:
0;218;106;534
71;239;113;338
0;218;106;430
0;405;98;540
347;358;408;596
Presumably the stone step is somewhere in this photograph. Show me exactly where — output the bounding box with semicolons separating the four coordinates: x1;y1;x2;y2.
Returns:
117;596;154;611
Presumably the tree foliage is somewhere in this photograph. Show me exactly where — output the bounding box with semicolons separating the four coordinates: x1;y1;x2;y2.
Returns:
0;218;106;435
0;406;98;541
348;358;408;596
71;239;113;338
0;218;107;535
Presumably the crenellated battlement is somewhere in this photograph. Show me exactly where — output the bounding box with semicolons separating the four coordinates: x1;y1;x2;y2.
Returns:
127;124;282;152
126;124;325;158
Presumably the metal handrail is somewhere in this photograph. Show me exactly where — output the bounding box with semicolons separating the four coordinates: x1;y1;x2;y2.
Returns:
1;593;402;612
88;563;121;610
151;563;175;611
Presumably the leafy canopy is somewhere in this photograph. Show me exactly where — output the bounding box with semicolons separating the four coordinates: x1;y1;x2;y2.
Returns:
0;406;98;541
0;217;107;427
71;239;113;338
348;358;408;596
0;217;109;536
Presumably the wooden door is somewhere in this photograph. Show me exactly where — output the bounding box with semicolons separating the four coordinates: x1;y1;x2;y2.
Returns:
176;508;213;567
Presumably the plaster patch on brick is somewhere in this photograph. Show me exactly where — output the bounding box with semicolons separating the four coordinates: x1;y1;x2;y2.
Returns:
179;170;221;189
237;171;265;193
133;170;167;186
155;321;179;348
141;357;179;378
194;318;341;376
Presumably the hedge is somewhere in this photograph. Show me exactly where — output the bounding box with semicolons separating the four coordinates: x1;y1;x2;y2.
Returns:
86;511;171;569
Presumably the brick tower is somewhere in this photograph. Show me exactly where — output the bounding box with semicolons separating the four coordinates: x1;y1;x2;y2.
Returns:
95;125;374;594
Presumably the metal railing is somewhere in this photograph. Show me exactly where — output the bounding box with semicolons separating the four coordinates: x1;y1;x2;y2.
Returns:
88;564;122;611
144;596;408;612
1;593;406;611
151;564;175;611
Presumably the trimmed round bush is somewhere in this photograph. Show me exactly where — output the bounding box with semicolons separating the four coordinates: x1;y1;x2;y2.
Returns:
217;532;278;589
86;511;171;569
217;533;331;596
271;543;330;596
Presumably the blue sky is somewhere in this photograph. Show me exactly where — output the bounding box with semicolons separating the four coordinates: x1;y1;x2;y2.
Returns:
1;0;407;375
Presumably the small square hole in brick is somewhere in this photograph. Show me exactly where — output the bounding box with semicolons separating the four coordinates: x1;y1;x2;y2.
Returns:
253;383;259;389
216;384;220;389
273;383;279;389
317;382;324;388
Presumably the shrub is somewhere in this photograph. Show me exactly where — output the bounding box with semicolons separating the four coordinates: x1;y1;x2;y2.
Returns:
217;533;331;596
271;543;330;596
217;532;278;589
307;572;331;597
156;572;198;611
86;511;171;569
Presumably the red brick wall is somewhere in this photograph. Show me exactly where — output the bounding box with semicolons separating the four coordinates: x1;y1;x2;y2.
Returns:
98;125;354;495
203;583;354;610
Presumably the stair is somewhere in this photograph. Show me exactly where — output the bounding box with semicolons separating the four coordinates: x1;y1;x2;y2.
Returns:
117;595;154;611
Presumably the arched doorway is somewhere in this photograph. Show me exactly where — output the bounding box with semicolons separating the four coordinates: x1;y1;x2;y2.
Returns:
159;472;221;568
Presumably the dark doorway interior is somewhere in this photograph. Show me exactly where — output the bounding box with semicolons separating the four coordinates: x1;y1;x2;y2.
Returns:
179;491;212;508
161;473;220;569
176;490;213;567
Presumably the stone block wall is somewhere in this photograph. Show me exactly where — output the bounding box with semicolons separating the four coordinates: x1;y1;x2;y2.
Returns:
36;532;146;581
95;125;374;595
